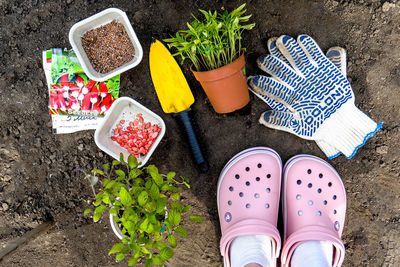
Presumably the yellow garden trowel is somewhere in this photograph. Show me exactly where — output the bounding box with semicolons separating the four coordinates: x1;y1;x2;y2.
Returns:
149;39;208;173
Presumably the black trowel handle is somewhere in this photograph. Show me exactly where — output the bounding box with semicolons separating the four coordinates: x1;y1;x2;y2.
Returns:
175;109;209;173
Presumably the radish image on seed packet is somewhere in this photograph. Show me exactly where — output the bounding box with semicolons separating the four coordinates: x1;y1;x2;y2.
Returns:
48;49;119;116
42;49;120;134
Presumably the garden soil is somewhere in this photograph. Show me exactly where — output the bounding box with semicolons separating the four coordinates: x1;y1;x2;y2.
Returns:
0;0;399;266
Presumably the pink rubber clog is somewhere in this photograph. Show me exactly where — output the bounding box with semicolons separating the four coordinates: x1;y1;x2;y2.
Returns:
217;147;282;267
281;155;347;267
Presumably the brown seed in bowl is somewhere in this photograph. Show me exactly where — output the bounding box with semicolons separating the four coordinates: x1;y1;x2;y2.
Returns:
81;20;135;74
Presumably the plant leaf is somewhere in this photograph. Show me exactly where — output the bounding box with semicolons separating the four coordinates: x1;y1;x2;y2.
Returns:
168;209;181;226
129;168;142;179
83;208;91;215
102;163;109;171
109;207;118;215
91;169;104;175
128;154;138;169
115;169;126;179
139;218;149;232
144;258;153;267
102;194;110;204
167;234;177;248
166;171;176;182
156;198;167;213
189;214;203;223
128;256;139;266
144;200;157;213
95;205;107;214
109;243;126;255
149;183;160;199
115;252;125;261
119;188;132;206
138;191;149;206
171;192;180;201
93;212;101;222
152;256;163;266
160;247;174;260
170;202;183;212
175;226;188;238
154;241;167;250
112;160;120;166
182;205;191;213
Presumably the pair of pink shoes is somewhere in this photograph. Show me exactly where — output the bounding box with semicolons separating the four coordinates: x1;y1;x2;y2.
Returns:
218;147;346;267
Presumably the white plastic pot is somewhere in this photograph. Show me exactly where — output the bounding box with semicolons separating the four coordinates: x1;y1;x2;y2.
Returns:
110;213;125;240
94;97;166;167
69;8;143;82
110;208;169;240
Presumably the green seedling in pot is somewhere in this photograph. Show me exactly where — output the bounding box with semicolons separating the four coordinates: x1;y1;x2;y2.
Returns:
164;4;256;114
164;3;255;71
82;154;202;266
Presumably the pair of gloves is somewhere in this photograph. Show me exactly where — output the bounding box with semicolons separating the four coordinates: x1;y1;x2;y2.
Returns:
249;35;382;159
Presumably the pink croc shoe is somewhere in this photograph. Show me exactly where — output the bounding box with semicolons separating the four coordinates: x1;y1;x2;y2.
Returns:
281;155;347;267
218;147;282;267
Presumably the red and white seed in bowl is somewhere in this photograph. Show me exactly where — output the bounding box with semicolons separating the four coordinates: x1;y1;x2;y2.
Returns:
111;115;162;158
95;97;166;167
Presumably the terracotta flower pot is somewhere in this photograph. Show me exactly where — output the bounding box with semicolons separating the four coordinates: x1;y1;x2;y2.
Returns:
191;53;250;114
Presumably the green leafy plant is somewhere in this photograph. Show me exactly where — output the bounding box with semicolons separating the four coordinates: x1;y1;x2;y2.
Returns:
164;4;255;71
83;154;202;266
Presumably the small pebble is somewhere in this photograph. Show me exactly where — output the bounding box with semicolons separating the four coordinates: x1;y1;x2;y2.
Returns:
78;144;84;151
382;2;396;12
376;145;388;154
2;203;9;211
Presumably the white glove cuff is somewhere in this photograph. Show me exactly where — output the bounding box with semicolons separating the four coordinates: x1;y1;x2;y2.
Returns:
316;101;382;158
316;140;342;159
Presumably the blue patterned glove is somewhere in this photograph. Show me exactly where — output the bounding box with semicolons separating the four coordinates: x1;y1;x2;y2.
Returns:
249;35;382;159
250;37;347;159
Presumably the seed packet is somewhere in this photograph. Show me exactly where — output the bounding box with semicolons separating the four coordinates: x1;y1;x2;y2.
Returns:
42;49;120;133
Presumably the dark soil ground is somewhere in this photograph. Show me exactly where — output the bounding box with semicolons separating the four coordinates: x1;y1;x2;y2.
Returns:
1;0;399;266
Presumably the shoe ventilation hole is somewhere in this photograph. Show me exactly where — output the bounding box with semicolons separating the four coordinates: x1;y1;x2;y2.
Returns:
246;181;250;186
245;167;250;172
328;182;332;187
319;173;323;178
235;174;240;179
266;188;271;193
333;209;337;214
308;183;312;188
318;188;322;193
239;192;244;197
246;203;251;208
229;186;234;191
298;210;303;216
258;163;262;168
317;211;322;216
265;203;270;208
256;177;260;181
297;180;302;185
228;200;232;205
254;193;259;199
307;169;312;174
296;194;301;200
267;174;271;178
333;195;337;200
323;200;328;205
308;200;313;206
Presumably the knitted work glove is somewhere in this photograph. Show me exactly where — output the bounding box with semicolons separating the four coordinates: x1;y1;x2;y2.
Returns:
250;37;347;159
249;35;382;158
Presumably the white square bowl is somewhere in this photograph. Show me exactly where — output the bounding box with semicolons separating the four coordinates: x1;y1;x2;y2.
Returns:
94;97;166;167
69;8;143;82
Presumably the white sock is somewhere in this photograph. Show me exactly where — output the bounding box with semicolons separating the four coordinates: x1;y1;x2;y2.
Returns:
290;241;333;267
229;235;273;267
